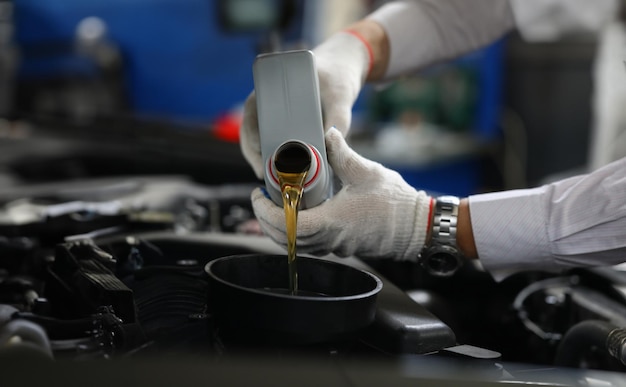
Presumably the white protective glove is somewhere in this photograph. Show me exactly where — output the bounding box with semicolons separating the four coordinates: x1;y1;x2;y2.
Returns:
251;127;433;261
240;31;371;179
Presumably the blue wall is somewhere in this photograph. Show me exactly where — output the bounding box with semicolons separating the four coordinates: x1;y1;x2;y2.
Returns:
15;0;261;121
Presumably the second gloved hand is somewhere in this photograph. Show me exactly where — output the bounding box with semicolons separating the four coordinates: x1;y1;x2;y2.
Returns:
252;127;433;261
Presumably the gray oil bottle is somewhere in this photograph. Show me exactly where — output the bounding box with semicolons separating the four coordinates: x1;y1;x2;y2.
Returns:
253;50;333;209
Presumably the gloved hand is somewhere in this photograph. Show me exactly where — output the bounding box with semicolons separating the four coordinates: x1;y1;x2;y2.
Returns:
240;32;371;179
251;127;433;261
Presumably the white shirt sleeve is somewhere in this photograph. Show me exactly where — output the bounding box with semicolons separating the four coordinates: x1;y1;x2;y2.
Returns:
469;157;626;281
367;0;515;78
366;0;618;79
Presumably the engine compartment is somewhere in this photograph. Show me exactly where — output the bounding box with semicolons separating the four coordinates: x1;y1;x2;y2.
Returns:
1;130;625;386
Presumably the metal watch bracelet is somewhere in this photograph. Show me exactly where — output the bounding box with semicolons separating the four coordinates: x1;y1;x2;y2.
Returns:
431;195;460;248
419;195;463;277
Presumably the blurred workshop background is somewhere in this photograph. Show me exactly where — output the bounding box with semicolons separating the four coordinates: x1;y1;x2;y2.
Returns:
1;0;625;197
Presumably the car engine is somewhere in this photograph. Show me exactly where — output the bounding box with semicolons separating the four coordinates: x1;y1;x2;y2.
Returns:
0;129;625;387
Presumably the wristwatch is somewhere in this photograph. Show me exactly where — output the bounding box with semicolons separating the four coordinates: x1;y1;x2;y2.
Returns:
418;195;464;277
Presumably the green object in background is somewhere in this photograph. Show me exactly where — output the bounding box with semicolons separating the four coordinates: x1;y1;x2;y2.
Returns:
438;67;478;131
370;77;440;124
368;65;478;132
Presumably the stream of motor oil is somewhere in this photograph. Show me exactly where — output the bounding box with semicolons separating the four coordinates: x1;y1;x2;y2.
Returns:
277;170;308;295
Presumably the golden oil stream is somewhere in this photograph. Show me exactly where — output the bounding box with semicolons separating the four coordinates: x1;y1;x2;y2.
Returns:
277;170;308;295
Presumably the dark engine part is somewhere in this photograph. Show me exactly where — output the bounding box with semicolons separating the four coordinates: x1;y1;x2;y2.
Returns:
6;306;146;359
96;232;456;354
46;241;136;323
0;176;257;246
0;317;52;359
129;265;210;353
206;254;382;345
508;270;626;372
555;320;626;369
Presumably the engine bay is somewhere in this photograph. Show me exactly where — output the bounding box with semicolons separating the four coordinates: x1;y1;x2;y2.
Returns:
1;128;626;387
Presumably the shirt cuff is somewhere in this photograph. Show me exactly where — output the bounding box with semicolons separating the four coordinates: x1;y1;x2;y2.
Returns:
469;187;554;281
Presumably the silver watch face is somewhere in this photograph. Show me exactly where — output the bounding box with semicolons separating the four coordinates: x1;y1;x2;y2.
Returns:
421;245;462;277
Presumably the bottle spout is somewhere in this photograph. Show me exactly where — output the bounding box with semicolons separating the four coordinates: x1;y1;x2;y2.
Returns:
264;140;331;209
274;141;312;174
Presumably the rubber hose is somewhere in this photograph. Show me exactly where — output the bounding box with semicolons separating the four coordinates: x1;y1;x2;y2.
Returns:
554;320;623;367
0;305;18;326
0;319;53;359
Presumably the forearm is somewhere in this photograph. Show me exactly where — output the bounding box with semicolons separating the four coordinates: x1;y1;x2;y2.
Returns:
342;19;390;82
457;198;478;260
